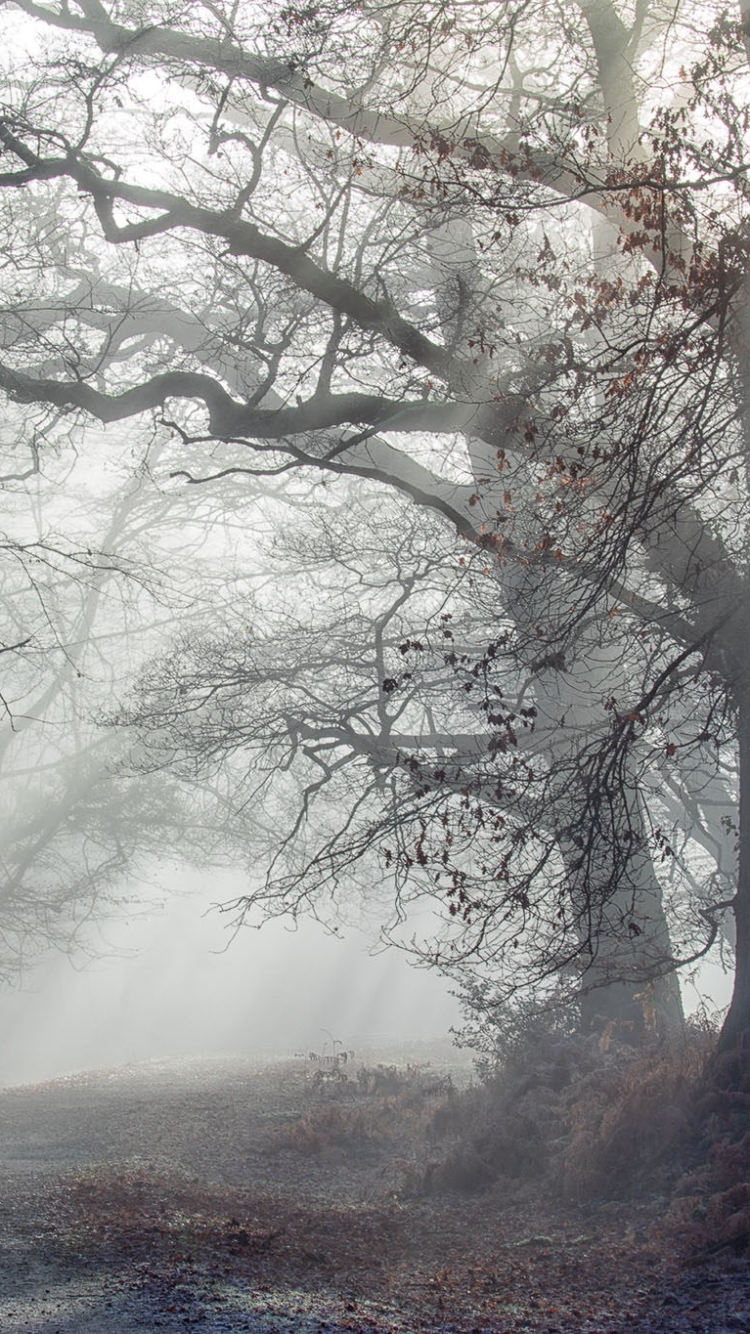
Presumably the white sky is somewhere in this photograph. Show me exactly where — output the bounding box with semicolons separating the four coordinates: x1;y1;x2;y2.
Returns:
0;866;465;1086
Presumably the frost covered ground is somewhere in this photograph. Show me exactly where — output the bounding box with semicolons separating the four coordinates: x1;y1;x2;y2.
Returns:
0;1051;747;1333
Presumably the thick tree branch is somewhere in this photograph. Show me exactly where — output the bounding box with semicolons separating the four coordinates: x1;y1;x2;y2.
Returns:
0;129;459;383
0;359;485;442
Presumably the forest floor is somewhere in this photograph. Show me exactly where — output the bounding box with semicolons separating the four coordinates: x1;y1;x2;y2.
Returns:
0;1048;747;1334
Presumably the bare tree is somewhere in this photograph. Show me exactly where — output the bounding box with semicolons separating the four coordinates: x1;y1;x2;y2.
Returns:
122;485;708;1038
0;397;262;978
0;0;748;1047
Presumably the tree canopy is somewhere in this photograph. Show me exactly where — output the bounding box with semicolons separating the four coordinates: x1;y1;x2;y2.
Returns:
1;0;749;1048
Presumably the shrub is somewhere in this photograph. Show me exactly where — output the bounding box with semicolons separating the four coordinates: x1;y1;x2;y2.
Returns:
412;1024;712;1203
559;1034;708;1200
667;1040;750;1257
272;1061;455;1157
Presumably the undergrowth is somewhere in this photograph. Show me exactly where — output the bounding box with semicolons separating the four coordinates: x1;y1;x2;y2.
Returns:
270;1026;750;1262
272;1035;710;1205
411;1019;750;1260
667;1038;750;1257
407;1026;714;1203
270;1061;454;1156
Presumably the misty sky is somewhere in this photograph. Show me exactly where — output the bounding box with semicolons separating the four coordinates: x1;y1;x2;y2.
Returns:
0;867;466;1086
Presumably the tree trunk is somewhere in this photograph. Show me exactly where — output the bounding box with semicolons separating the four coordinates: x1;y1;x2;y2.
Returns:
534;661;684;1040
716;685;750;1054
573;791;684;1042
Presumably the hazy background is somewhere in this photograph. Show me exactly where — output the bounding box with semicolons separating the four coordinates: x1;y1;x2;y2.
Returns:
0;868;465;1087
0;868;731;1089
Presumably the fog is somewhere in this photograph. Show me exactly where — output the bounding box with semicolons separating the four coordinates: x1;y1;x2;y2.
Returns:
0;866;731;1090
0;869;464;1088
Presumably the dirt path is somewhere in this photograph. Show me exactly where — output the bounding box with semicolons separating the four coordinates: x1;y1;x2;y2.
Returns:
0;1053;748;1333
